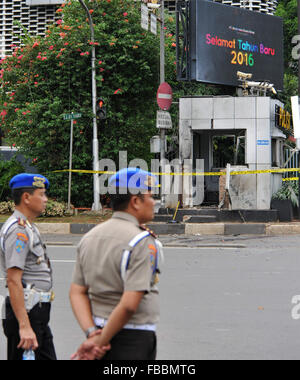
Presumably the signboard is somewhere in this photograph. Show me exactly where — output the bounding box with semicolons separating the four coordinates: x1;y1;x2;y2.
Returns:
275;105;292;135
150;13;157;35
257;140;270;146
186;0;283;89
141;4;149;31
291;96;300;139
157;82;173;111
157;111;172;129
64;113;82;120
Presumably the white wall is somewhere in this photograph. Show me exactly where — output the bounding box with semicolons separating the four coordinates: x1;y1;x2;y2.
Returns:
179;96;286;209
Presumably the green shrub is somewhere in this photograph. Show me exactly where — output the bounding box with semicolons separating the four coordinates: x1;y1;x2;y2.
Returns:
0;157;25;201
272;182;299;207
0;200;15;214
0;198;68;217
42;199;69;217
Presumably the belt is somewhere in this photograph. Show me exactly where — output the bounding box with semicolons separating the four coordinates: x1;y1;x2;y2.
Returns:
93;316;156;332
7;289;54;302
32;290;53;303
6;288;54;312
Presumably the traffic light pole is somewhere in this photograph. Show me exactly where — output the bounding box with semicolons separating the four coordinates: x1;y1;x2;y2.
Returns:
160;0;166;208
298;0;300;219
79;0;101;211
67;117;74;212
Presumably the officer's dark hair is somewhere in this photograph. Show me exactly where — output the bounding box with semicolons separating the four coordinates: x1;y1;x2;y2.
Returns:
110;193;145;212
12;187;36;206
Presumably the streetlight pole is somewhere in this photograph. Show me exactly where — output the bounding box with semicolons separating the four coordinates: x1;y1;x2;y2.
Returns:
298;0;300;97
67;115;74;212
78;0;101;211
160;0;166;208
297;0;300;219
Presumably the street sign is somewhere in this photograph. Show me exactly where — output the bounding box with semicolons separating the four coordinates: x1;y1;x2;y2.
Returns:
257;140;270;146
63;112;82;210
157;82;173;111
150;13;157;35
156;110;172;129
63;113;82;120
141;4;148;31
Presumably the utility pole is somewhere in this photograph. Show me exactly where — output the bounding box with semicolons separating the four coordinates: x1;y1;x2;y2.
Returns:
298;0;300;97
67;115;74;212
298;0;300;218
160;0;166;208
78;0;101;211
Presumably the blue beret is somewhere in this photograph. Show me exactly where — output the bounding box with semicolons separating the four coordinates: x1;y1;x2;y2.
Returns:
9;173;49;190
109;168;159;191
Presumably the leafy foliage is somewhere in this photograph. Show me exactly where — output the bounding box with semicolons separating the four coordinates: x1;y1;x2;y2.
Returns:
0;0;160;206
276;0;297;72
0;0;223;206
0;201;15;214
0;198;68;216
0;157;24;201
275;0;299;111
272;181;299;206
42;199;69;217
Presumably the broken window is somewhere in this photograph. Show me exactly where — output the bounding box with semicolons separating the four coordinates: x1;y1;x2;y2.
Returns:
212;132;245;168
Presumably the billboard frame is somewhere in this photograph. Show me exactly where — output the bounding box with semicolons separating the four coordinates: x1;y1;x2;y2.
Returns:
176;0;284;89
176;0;191;81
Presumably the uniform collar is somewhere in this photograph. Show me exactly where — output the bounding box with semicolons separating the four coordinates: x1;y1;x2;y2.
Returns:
12;209;33;228
112;211;139;226
13;209;27;221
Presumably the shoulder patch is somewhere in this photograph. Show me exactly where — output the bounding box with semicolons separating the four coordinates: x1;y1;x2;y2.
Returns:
17;232;28;243
17;218;27;228
139;224;157;239
15;238;26;253
148;243;157;274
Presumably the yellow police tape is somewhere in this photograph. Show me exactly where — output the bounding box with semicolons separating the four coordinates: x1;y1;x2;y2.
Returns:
283;177;299;182
53;169;116;174
53;168;300;177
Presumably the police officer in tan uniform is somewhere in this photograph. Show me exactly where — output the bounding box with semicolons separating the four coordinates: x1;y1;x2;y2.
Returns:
0;173;56;360
70;168;163;360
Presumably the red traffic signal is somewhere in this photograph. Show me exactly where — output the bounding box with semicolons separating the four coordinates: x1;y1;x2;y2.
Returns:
96;98;106;120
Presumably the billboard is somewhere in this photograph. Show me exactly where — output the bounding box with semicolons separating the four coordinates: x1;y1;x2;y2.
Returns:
184;0;284;90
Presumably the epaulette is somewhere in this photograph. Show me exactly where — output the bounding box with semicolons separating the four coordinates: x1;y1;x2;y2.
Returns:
139;224;157;239
17;218;27;228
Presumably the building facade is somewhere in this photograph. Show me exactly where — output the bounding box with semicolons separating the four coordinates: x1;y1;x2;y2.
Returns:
213;0;278;15
0;0;62;58
165;0;277;14
178;96;285;209
0;0;279;58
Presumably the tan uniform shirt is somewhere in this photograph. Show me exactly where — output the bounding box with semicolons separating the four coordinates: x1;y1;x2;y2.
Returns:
72;212;160;325
0;210;52;291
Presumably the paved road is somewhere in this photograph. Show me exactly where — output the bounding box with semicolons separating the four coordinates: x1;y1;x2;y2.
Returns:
1;234;300;360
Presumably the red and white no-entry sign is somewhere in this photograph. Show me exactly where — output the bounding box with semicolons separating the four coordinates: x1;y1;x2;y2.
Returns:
157;82;173;111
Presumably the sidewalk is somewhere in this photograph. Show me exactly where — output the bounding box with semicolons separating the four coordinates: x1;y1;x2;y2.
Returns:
41;232;262;248
35;220;300;236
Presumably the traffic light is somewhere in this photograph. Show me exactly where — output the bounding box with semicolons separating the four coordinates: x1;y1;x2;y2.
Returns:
96;98;107;120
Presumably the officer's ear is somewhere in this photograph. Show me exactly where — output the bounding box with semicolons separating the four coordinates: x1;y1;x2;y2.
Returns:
22;192;31;205
129;194;139;211
129;193;144;211
21;189;35;205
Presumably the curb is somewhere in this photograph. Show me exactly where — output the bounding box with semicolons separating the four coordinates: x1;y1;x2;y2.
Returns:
31;222;300;236
37;223;70;235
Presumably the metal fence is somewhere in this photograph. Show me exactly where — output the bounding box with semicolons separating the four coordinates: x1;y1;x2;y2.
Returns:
284;148;299;181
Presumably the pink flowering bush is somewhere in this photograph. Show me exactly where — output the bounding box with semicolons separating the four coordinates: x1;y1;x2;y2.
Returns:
0;0;215;205
0;0;160;205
